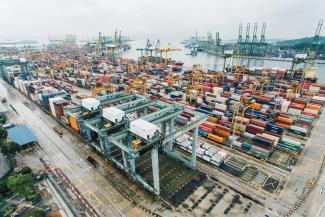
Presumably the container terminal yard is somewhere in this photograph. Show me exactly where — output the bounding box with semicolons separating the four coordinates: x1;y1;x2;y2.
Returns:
0;8;325;217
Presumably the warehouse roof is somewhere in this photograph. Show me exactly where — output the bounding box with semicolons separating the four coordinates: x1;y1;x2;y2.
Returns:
7;125;37;146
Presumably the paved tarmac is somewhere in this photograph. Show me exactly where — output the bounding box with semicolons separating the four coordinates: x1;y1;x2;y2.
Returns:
0;79;148;217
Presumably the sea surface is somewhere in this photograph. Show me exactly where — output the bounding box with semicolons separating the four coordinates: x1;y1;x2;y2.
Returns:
2;40;324;83
123;40;325;83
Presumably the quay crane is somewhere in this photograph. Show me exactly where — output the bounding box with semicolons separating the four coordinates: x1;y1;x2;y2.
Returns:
65;92;207;196
92;73;117;97
157;43;181;64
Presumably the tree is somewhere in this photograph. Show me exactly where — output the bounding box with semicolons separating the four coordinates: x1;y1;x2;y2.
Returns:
21;166;32;174
7;174;34;198
28;209;46;217
0;114;6;125
1;141;21;158
0;127;7;140
0;179;8;194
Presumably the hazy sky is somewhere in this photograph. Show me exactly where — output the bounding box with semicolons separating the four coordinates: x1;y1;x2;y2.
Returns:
1;0;324;42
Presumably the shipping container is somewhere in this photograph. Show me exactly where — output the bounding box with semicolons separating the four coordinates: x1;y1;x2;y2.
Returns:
207;134;224;143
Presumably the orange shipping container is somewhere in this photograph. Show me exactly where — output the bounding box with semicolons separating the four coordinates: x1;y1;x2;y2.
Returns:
306;104;321;111
304;92;316;96
275;122;290;130
69;116;80;132
207;134;224;143
277;116;293;124
252;103;261;110
201;122;217;128
214;129;230;138
208;116;218;123
214;124;230;133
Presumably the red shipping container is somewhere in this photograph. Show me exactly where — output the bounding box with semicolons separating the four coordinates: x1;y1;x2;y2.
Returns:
252;141;273;150
293;98;308;105
296;120;313;127
301;111;317;118
310;99;324;106
181;113;192;120
289;103;305;110
245;113;256;119
256;134;275;144
199;126;213;133
201;122;217;128
251;119;267;127
246;124;264;134
214;124;230;133
264;130;282;138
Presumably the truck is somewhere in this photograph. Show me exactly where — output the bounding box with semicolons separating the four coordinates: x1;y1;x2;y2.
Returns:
53;127;63;136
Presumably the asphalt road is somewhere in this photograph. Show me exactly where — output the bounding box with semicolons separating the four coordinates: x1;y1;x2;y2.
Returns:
0;79;147;217
0;153;11;178
290;109;325;217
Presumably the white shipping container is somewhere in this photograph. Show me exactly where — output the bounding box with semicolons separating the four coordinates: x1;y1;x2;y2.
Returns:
180;146;187;151
30;93;35;101
150;89;158;94
205;151;214;157
243;132;255;139
216;151;228;158
14;78;19;89
233;141;242;148
203;155;211;162
211;161;220;166
235;116;250;124
281;101;291;112
197;98;203;104
212;87;223;95
211;157;223;163
201;143;210;150
49;96;64;117
221;116;228;122
215;96;227;104
262;104;270;109
208;148;218;154
312;96;325;102
214;102;227;111
260;109;268;113
180;142;187;148
197;148;205;155
229;135;239;141
230;94;241;101
309;86;320;92
261;133;279;146
251;145;270;155
211;155;223;161
213;110;225;116
290;125;308;133
281;138;301;146
288;108;302;116
304;108;319;115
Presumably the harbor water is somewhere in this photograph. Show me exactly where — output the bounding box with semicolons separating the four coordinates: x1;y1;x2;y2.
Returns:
123;40;325;83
